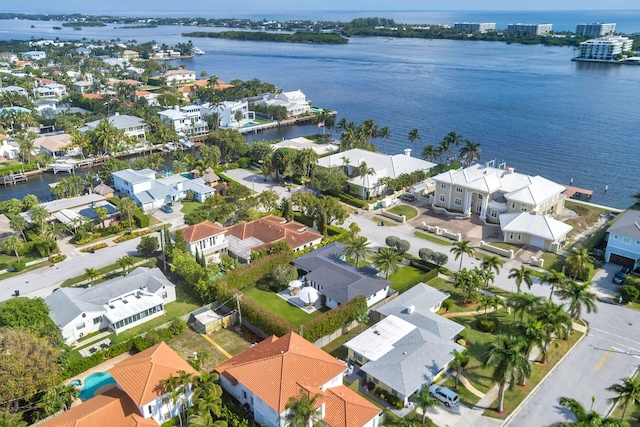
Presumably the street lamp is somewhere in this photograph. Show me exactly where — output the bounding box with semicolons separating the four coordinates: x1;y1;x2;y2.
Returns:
158;225;166;271
252;176;256;192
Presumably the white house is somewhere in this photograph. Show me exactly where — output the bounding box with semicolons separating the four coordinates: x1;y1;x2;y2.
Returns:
84;113;147;143
499;211;572;252
158;105;208;136
253;90;311;117
318;148;436;199
203;100;255;129
179;220;229;263
0;135;19;160
216;332;381;427
605;209;640;268
22;50;46;60
45;267;176;344
164;69;196;85
0;85;28;97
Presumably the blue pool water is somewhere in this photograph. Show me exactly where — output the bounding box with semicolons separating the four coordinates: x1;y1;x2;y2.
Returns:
79;372;116;400
242;121;258;127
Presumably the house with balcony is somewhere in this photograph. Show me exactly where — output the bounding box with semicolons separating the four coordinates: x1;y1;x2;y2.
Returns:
293;242;391;308
180;220;229;263
216;331;380;427
0;85;28;97
84;113;147;143
164;69;196;85
44;267;176;344
202;100;255;129
252;90;310;117
32;132;80;158
40;342;197;427
22;50;46;60
604;209;640;268
344;283;464;406
158;105;208;136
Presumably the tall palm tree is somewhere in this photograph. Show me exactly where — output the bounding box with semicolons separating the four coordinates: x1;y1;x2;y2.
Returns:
16;133;35;163
118;198;138;232
481;255;504;275
344;235;372;267
378;126;391;153
8;215;28;242
28;205;50;238
371;247;403;279
161;374;183;426
421;144;437;162
44;222;67;242
558;397;626;427
450;349;470;390
84;267;100;283
93;118;120;154
148;153;165;172
554;280;598;323
484;334;531;413
458;140;482;166
285;389;321;427
543;269;566;301
442;131;464;152
507;292;544;323
2;236;23;263
436;139;451;162
116;255;136;273
408;128;421;145
508;266;533;293
416;385;442;424
535;300;572;363
566;247;594;280
606;376;640;420
356;161;375;200
450;240;475;271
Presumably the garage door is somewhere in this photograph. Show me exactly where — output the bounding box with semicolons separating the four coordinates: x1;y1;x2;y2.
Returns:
530;236;545;249
609;253;635;268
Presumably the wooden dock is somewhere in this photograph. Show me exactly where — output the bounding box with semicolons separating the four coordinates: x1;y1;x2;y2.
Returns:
563;185;593;200
1;171;28;185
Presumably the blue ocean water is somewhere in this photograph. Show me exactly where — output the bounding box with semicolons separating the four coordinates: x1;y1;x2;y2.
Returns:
0;12;639;208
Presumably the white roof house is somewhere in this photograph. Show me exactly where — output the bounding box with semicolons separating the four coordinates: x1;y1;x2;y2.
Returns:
318;148;435;198
252;90;311;117
158;105;208;136
499;211;572;251
84;113;147;143
272;136;338;156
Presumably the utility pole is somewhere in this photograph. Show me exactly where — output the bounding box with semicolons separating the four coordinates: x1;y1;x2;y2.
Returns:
235;294;242;327
158;224;166;271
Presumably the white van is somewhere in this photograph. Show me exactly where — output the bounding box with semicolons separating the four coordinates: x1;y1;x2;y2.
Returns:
428;385;460;407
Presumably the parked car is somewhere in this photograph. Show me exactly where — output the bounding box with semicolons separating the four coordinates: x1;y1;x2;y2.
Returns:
613;266;630;284
400;193;415;202
428;385;460;407
160;205;173;213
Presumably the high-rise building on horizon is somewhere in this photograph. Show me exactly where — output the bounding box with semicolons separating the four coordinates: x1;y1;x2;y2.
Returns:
453;22;496;33
575;23;616;36
577;35;633;61
507;23;553;35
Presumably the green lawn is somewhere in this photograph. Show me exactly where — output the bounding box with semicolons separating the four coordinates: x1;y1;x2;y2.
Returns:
387;205;419;220
242;286;326;325
0;252;42;270
383;409;437;427
427;277;481;314
488;242;522;253
414;231;453;246
180;200;202;215
60;256;148;287
610;372;640;426
0;259;52;280
372;216;398;226
440;376;482;407
322;326;367;360
388;266;432;294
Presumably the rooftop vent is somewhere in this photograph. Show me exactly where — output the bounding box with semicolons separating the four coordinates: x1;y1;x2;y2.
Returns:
407;305;415;314
123;300;128;304
374;330;380;335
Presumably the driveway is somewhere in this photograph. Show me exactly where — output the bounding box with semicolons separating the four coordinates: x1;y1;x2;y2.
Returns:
223;168;312;200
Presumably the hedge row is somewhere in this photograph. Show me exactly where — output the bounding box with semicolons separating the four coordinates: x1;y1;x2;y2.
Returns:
133;210;149;228
0;162;39;175
302;295;367;343
218;251;294;291
236;293;296;337
337;192;367;209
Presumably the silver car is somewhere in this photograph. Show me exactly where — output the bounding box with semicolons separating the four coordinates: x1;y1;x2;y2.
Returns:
428;385;460;407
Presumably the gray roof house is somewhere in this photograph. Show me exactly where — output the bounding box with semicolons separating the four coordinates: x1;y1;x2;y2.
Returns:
344;283;464;405
293;242;391;308
604;209;640;268
83;113;147;143
45;267;176;344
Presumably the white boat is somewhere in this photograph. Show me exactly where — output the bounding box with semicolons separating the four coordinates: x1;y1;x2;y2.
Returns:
193;47;205;55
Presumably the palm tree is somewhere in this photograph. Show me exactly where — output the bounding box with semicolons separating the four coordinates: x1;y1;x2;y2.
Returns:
285;389;321;427
458;140;482;166
566;247;594;280
28;205;50;238
371;247;403;279
442;131;464;152
554;280;598;323
453;268;481;304
148;153;165;172
535;300;572;363
344;235;372;267
481;255;504;275
543;268;566;301
558;397;626;426
378;126;391;153
116;255;136;273
421;144;437;162
450;349;470;390
507;292;544;323
118;198;138;232
93;118;120;154
450;240;475;271
9;215;28;242
606;376;640;420
508;266;533;293
84;267;100;283
0;409;27;427
408;128;421;145
44;222;67;242
484;334;531;413
416;385;442;424
161;374;183;426
16;133;35;163
356;161;376;199
2;236;23;262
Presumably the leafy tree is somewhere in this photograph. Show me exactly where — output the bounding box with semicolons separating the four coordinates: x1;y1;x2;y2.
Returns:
348;222;361;237
137;235;159;257
280;198;294;222
606;376;640;421
258;189;280;212
558;397;626;427
450;349;470;390
285;389;322;427
431;252;449;271
484;334;531;413
98;158;129;182
309;166;348;195
508;266;533;293
291;193;319;217
316;196;347;225
2;235;23;262
372;247;403;279
268;264;298;292
206;129;249;162
554;280;598;322
0;298;56;337
450;240;474;271
316;206;328;235
418;247;434;263
344;235;372;267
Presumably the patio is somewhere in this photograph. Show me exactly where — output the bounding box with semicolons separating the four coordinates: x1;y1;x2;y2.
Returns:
79;338;112;357
277;287;322;314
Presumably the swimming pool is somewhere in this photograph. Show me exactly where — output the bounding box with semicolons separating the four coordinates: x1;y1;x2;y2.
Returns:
242;120;258;127
79;372;116;400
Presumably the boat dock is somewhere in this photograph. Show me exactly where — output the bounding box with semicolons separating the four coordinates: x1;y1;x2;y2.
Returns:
563;185;593;200
0;171;28;185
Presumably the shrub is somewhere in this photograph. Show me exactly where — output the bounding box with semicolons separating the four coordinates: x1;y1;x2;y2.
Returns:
302;296;367;343
100;225;120;236
338;192;367;209
133;210;149;228
441;298;453;312
237;157;251;168
11;261;26;272
35;243;51;258
49;254;66;263
620;284;640;304
477;316;499;332
81;242;108;253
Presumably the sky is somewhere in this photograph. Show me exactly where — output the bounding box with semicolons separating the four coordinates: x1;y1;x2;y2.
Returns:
7;0;640;14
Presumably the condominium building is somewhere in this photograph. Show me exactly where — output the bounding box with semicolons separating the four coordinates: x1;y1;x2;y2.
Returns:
575;23;616;36
507;23;553;35
578;36;633;61
453;22;496;33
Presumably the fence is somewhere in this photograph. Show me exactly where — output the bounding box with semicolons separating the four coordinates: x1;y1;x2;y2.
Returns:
380;209;406;223
479;240;514;259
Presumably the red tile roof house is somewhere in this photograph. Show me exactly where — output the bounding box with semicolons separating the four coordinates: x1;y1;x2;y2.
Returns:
39;343;198;427
224;215;323;263
180;220;229;263
216;332;381;427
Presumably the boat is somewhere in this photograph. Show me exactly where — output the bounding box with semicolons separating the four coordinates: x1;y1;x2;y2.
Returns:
193;47;205;55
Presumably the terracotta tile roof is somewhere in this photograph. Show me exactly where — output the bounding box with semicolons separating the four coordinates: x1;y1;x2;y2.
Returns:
0;134;7;141
37;387;159;427
225;215;322;252
109;342;198;407
121;79;143;86
193;79;234;90
322;385;381;427
180;220;226;243
135;90;152;96
215;332;346;413
178;86;194;94
82;93;103;100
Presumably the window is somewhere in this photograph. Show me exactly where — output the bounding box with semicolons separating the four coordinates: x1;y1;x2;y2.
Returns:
243;391;247;399
511;201;516;209
490;211;497;218
162;292;168;298
613;234;618;240
517;233;522;241
93;316;102;325
509;232;514;240
440;183;446;190
477;194;483;200
623;237;631;244
454;198;462;206
354;353;363;363
439;195;445;203
521;204;528;212
148;405;153;414
456;186;463;193
76;323;85;330
636;240;640;246
372;377;378;384
391;390;398;397
82;313;86;318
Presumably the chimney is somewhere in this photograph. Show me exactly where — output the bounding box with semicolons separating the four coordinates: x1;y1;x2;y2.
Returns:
407;305;415;314
114;112;119;116
174;105;180;111
404;148;412;157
